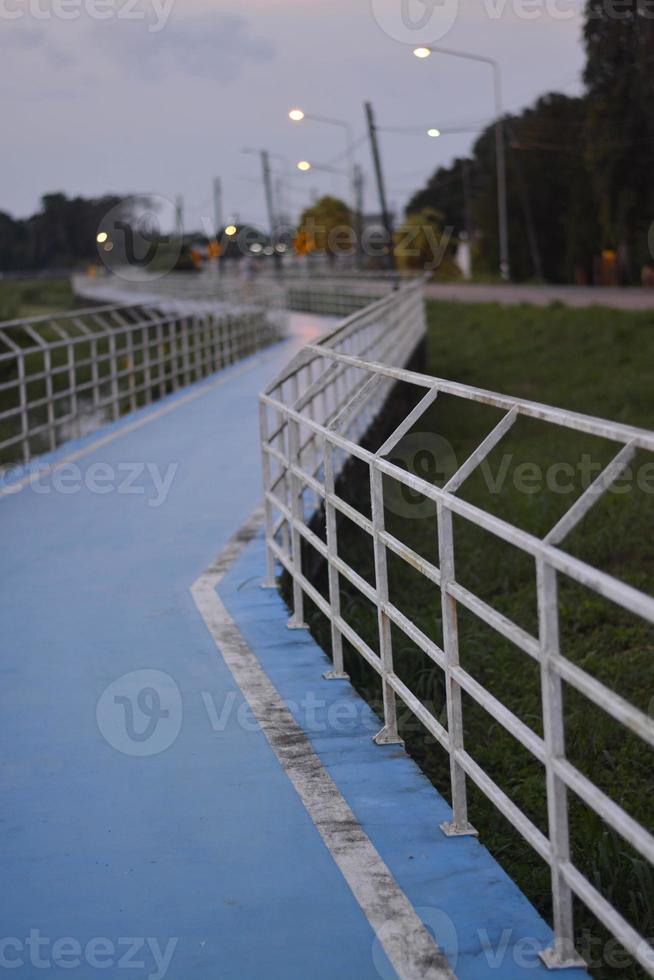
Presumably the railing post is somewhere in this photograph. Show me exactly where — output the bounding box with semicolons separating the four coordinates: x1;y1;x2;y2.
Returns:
90;338;100;413
17;352;30;465
142;323;152;405
108;333;120;421
323;439;348;680
370;462;403;745
259;398;276;589
537;558;585;970
43;348;56;452
437;500;477;836
125;327;137;412
169;318;179;391
67;342;80;438
181;316;191;387
287;414;307;630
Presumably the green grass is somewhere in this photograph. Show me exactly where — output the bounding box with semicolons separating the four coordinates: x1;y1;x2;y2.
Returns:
286;300;654;979
0;278;75;321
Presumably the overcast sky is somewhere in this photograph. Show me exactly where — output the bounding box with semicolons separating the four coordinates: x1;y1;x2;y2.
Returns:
1;0;587;231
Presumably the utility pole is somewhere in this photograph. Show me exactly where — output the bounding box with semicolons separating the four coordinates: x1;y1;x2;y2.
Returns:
354;164;364;270
462;159;473;240
175;195;184;240
260;150;281;272
213;178;223;236
260;150;276;244
364;102;395;271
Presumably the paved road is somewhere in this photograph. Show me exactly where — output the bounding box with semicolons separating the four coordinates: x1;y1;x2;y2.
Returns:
426;282;654;309
0;313;588;980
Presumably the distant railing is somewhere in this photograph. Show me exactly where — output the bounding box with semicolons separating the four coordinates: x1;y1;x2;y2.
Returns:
259;278;654;974
0;295;284;467
72;269;397;318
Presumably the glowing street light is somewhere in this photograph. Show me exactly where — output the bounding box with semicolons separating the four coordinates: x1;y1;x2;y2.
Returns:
413;44;510;280
427;128;441;138
287;107;356;208
96;232;108;244
296;160;312;172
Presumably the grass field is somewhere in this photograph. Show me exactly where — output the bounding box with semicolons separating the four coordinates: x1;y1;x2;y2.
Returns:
0;278;75;321
288;299;654;979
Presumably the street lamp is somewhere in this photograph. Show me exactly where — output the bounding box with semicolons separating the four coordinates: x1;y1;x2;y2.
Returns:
287;107;356;208
427;128;441;138
295;160;348;177
412;46;510;281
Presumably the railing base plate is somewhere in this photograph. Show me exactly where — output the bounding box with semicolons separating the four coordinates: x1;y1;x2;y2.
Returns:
287;617;309;630
373;727;405;747
323;671;349;681
440;820;479;838
539;948;587;971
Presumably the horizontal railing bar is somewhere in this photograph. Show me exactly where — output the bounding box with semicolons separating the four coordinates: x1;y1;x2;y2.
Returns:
382;600;446;670
560;861;654;975
450;665;546;763
267;535;382;675
378;529;441;585
554;757;654;862
455;747;552;863
550;652;654;747
302;345;654;453
262;393;654;626
386;672;449;751
447;581;540;660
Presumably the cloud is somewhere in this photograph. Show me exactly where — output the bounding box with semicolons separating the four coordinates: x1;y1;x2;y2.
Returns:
98;10;274;82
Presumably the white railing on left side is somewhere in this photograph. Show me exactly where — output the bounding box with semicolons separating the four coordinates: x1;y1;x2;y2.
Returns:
0;288;285;467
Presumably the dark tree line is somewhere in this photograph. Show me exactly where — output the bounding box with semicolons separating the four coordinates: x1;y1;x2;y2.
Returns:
0;193;124;272
407;1;654;283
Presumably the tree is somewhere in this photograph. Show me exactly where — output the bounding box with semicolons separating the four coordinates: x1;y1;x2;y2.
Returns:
394;208;460;277
405;95;599;283
584;0;654;279
295;196;353;264
405;158;472;239
0;193;125;272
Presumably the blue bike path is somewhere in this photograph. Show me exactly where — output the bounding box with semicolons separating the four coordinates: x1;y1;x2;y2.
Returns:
0;314;588;980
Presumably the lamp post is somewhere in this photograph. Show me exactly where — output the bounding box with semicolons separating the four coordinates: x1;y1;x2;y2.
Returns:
288;108;356;210
413;46;510;281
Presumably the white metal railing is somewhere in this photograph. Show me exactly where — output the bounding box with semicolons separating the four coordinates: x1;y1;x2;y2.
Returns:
0;294;284;467
259;278;654;974
0;269;398;468
72;269;398;318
